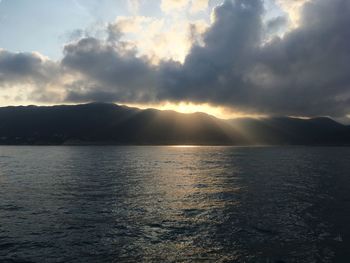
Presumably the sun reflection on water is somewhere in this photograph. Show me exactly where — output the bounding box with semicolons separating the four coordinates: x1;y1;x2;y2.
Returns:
169;145;201;148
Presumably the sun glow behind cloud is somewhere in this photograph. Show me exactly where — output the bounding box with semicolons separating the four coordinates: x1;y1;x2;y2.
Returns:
113;0;302;63
124;102;266;119
275;0;311;27
0;0;307;118
3;0;348;120
114;15;208;63
113;1;211;63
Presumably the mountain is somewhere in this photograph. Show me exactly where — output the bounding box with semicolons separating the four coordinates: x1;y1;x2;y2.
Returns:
0;103;241;145
228;117;350;145
0;103;349;145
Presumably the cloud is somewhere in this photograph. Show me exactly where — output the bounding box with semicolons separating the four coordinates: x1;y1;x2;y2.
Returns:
161;0;189;13
63;0;350;117
0;50;58;86
109;15;208;62
250;0;350;116
190;0;209;13
265;15;288;35
275;0;310;27
0;49;65;103
127;0;140;15
114;16;159;34
1;0;350;118
62;37;158;102
157;0;264;103
160;0;209;14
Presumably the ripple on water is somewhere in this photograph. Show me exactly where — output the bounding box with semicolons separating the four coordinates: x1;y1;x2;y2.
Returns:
0;146;350;262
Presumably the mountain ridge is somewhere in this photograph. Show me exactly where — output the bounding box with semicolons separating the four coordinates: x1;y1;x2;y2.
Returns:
0;103;349;145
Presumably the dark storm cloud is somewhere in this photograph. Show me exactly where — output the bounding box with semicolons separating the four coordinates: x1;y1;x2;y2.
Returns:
156;0;350;116
61;0;350;117
251;0;350;116
62;37;157;102
2;0;349;117
157;0;263;103
265;16;288;34
0;50;58;86
63;0;264;105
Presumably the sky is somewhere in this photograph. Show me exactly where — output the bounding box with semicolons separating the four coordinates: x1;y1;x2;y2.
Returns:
0;0;349;121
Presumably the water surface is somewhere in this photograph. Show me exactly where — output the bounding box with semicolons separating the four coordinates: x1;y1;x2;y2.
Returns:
1;146;350;262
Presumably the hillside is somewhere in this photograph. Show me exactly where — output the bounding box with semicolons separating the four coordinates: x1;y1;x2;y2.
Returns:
0;103;349;145
0;103;239;145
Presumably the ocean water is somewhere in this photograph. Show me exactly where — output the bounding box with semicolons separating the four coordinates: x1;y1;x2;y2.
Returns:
0;146;350;263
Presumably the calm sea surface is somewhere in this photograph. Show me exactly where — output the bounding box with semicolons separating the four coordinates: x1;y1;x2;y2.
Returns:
1;146;350;262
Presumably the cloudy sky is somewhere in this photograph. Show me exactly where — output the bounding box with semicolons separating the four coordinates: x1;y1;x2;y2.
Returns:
0;0;349;120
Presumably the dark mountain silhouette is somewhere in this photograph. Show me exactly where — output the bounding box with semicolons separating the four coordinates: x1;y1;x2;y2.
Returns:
228;117;350;145
0;103;241;145
0;103;349;145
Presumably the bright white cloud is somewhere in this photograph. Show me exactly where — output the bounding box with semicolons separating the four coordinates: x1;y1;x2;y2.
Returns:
113;14;208;63
190;0;209;13
115;16;163;33
275;0;310;27
161;0;210;15
127;0;141;15
161;0;190;13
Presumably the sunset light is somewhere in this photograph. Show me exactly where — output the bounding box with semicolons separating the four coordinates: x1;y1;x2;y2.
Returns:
125;102;266;119
1;0;350;262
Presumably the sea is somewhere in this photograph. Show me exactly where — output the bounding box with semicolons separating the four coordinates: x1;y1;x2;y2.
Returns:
0;146;350;262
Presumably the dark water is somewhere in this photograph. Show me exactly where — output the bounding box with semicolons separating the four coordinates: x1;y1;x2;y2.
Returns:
1;146;350;263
